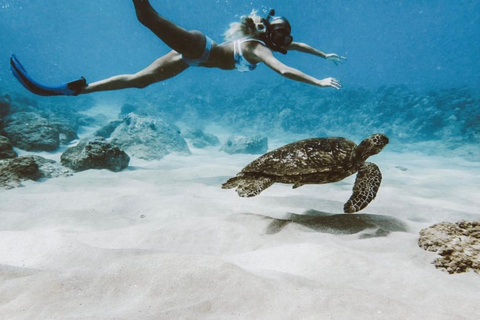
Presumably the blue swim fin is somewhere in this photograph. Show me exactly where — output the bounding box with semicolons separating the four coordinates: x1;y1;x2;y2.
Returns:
10;54;87;96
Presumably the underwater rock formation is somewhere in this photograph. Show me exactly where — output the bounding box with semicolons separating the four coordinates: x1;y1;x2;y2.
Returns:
61;137;130;172
31;155;74;180
2;112;60;151
215;85;480;146
419;221;480;274
96;113;190;160
0;92;97;151
0;156;40;189
220;135;268;155
94;120;124;139
46;116;78;145
1;83;478;160
0;155;69;189
183;129;220;148
0;135;17;159
154;83;476;160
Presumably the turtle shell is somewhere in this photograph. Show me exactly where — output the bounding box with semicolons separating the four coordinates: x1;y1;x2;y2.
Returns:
242;137;358;177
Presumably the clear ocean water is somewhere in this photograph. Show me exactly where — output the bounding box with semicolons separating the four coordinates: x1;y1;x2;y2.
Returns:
1;2;480;319
1;0;479;90
0;0;479;167
1;1;479;153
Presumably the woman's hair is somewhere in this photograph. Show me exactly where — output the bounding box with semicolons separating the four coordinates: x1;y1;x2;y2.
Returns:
223;10;266;42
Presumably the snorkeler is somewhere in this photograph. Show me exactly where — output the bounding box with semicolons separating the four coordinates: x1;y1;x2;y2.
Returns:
10;0;346;96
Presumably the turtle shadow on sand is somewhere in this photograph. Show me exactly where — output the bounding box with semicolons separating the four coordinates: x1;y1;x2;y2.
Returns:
257;210;409;238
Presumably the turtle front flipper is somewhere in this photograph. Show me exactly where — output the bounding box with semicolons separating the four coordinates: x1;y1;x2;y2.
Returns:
343;162;382;213
222;175;242;190
222;173;275;197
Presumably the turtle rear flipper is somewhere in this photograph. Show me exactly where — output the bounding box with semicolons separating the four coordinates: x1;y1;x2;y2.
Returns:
343;162;382;213
222;173;275;197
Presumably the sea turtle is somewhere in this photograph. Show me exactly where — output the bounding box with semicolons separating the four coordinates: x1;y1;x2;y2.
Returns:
222;133;389;213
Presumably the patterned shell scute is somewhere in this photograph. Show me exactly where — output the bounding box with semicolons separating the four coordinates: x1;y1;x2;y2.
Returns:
242;138;358;177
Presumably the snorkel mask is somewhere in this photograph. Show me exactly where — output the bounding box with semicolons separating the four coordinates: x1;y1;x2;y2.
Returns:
263;9;293;54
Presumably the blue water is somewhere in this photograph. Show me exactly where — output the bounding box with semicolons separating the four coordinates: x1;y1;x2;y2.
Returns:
1;2;480;317
0;0;479;158
1;0;479;90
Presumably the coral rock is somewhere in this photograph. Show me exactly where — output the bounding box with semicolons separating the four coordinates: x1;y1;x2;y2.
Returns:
61;138;130;172
0;156;41;189
0;135;17;159
2;112;59;151
96;113;190;160
183;129;220;148
220;135;268;155
418;221;480;274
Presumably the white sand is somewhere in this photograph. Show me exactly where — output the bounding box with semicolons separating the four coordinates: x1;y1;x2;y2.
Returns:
1;146;479;320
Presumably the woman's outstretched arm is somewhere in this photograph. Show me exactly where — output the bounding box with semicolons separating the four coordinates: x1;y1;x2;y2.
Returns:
287;42;347;65
252;44;342;89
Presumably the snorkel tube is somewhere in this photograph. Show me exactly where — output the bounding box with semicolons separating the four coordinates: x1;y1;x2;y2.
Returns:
263;9;293;54
265;8;275;22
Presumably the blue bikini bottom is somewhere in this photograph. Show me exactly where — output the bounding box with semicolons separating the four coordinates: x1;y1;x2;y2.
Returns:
182;36;214;67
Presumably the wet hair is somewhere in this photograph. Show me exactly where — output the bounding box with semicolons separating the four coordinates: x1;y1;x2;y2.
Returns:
223;10;267;42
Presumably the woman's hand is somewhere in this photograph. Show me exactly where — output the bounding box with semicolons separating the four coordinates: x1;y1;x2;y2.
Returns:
325;53;347;66
318;77;342;90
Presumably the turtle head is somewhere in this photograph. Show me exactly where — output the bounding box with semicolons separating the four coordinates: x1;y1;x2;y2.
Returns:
356;133;389;162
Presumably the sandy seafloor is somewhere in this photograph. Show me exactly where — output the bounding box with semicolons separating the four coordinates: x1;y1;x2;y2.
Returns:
0;132;479;320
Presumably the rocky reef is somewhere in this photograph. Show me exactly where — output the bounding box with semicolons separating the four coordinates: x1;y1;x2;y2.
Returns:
124;84;479;160
3;83;478;160
419;221;480;274
183;129;220;148
0;135;17;159
220;135;268;155
0;82;478;189
2;112;61;151
61;138;130;172
0;92;95;152
0;155;72;189
216;85;480;146
95;113;190;160
0;156;41;189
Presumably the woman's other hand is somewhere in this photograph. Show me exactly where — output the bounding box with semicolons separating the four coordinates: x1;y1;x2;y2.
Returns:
325;53;347;66
318;77;342;90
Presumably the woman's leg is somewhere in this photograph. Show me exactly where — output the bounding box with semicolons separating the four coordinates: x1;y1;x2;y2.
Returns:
132;0;206;59
80;51;188;94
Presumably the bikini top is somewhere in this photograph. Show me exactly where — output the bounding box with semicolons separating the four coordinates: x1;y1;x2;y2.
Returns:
233;38;266;72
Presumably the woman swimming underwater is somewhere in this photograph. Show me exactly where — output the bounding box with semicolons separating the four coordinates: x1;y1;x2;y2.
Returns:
10;0;346;96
